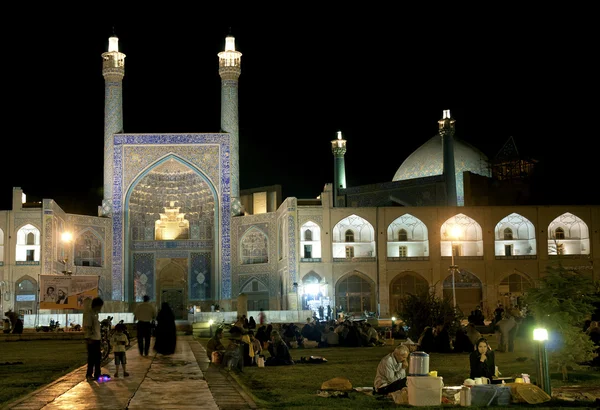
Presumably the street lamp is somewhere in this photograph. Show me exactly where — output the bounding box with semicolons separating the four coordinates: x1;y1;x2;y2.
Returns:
61;232;73;275
533;328;551;396
447;226;461;309
61;232;73;332
208;319;214;337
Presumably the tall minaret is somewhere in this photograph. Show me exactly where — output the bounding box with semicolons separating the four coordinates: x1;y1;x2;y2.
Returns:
331;131;347;207
439;109;458;207
218;33;243;216
101;33;126;217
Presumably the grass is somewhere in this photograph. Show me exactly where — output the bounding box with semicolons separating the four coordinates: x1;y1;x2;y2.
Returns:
0;334;597;409
197;334;600;409
0;339;88;405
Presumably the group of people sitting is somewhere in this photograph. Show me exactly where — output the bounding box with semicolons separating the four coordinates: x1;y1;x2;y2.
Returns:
206;318;296;371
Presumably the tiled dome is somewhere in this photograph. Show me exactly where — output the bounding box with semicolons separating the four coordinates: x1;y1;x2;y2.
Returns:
392;135;491;205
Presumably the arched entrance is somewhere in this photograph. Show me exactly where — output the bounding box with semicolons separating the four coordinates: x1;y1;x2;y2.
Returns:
15;276;37;318
157;260;187;320
335;271;375;316
498;272;533;309
443;269;482;315
389;273;429;316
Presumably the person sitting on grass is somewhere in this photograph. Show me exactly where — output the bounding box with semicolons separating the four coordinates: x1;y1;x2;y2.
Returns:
206;327;226;362
265;330;294;366
373;344;410;395
469;337;496;379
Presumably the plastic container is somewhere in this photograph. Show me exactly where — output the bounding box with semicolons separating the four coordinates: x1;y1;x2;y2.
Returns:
407;376;443;406
471;384;512;406
408;351;430;376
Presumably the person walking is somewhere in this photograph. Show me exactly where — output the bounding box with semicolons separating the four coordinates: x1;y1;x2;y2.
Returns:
154;302;177;355
258;308;267;326
134;295;156;356
83;297;104;381
111;323;130;377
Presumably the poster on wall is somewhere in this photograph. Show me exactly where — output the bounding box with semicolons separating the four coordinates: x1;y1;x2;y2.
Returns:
39;275;99;310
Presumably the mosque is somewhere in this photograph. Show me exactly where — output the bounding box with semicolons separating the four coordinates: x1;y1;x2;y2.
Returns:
1;33;598;324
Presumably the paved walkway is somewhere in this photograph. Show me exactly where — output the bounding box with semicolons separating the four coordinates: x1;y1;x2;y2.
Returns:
1;336;258;410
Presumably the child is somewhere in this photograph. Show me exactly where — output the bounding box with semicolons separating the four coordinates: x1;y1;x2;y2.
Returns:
111;323;130;377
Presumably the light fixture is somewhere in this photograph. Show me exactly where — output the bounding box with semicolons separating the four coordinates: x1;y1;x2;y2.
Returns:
533;328;548;341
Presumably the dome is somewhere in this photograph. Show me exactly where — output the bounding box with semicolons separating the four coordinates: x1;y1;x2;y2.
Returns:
392;135;491;206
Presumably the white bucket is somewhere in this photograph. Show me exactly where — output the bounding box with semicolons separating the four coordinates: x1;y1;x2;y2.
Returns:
407;376;443;406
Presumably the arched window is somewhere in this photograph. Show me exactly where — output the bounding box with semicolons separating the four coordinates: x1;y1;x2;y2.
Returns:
304;229;313;241
26;232;35;245
554;227;565;240
241;228;269;264
398;229;408;241
503;228;513;240
345;230;354;242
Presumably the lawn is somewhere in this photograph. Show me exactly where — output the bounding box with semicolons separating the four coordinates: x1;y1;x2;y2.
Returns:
196;334;600;409
0;339;88;405
1;335;597;409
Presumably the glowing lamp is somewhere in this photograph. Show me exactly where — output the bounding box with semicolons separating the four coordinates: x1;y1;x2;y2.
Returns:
391;317;396;321
208;319;214;326
533;328;548;341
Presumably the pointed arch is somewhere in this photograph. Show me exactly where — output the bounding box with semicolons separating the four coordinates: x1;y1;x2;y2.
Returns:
389;272;430;315
498;271;533;309
494;213;536;257
547;212;590;255
387;213;430;258
15;274;38;316
74;227;104;267
300;220;322;260
442;269;482;314
240;226;269;265
239;276;269;311
332;214;376;260
123;153;220;303
16;223;41;263
335;270;375;315
440;213;483;257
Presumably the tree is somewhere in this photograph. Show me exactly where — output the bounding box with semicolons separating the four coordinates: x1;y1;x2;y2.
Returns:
399;288;463;340
523;263;600;380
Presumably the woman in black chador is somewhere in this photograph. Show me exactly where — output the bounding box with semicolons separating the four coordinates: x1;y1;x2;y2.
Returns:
154;302;177;355
469;337;496;379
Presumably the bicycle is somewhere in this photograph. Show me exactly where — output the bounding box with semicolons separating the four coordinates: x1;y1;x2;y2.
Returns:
100;316;114;362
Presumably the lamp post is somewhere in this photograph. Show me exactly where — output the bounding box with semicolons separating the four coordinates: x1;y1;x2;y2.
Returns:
61;232;73;331
447;226;461;310
61;232;73;276
208;319;214;338
533;328;551;396
391;316;396;341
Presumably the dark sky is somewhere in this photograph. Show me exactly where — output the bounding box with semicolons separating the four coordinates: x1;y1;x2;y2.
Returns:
4;8;598;215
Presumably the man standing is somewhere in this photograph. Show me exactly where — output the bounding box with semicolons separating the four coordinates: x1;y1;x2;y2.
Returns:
374;344;410;395
134;295;156;356
83;297;104;381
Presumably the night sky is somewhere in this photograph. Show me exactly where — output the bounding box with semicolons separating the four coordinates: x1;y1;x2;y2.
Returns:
4;8;597;215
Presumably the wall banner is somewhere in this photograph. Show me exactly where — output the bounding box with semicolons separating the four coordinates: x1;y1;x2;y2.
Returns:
40;275;99;310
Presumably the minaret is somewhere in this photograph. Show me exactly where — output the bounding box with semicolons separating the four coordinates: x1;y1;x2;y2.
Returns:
439;109;458;207
101;33;126;217
218;33;243;216
331;131;347;207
